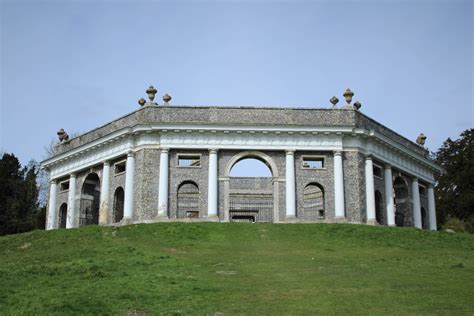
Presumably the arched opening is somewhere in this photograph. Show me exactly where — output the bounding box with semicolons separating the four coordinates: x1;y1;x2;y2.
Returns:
303;183;325;220
79;173;101;226
394;176;409;227
227;153;277;223
177;181;200;218
59;203;67;229
113;187;124;223
375;190;384;225
421;207;427;229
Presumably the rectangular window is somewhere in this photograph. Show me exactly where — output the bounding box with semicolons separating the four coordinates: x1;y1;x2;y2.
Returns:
373;164;383;178
419;186;426;196
302;157;324;169
114;161;126;174
186;211;199;218
60;181;69;191
178;155;201;167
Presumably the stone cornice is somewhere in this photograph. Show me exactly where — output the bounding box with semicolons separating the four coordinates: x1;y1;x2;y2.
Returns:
41;123;441;184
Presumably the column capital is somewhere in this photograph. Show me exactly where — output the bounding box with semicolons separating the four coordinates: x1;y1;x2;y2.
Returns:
69;173;77;178
333;150;343;156
384;163;392;170
412;177;419;182
428;183;435;189
365;154;373;160
209;148;219;154
160;147;170;153
127;151;135;158
285;149;295;155
103;160;110;166
49;179;57;185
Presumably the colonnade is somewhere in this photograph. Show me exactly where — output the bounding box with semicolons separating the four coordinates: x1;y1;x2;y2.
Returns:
47;149;437;230
364;155;437;230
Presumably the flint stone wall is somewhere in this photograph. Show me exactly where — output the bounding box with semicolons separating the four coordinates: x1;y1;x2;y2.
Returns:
53;106;427;157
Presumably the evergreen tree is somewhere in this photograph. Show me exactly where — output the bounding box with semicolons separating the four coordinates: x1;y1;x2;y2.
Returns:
435;129;474;231
0;153;42;235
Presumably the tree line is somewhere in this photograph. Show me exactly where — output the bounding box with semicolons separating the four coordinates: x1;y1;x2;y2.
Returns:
0;129;473;235
0;154;46;235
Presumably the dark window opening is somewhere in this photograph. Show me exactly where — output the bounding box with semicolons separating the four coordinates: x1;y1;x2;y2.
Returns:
419;186;426;196
186;211;199;218
115;161;126;174
231;215;256;223
373;165;383;178
302;157;324;169
60;181;70;191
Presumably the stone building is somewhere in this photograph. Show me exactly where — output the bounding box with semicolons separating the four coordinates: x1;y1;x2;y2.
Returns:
41;87;442;230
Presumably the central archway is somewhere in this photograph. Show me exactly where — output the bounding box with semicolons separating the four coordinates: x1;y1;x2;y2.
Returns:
79;173;101;226
224;151;280;223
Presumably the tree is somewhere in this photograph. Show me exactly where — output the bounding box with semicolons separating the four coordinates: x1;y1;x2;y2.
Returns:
0;153;43;235
435;129;474;231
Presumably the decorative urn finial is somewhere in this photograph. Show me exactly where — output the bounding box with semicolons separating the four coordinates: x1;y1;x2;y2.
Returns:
163;94;172;106
330;96;339;107
146;85;158;102
138;98;146;106
416;133;427;146
57;128;69;142
353;100;362;110
343;88;354;104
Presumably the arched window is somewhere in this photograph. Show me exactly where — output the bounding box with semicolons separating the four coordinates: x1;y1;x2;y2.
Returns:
421;207;427;229
375;190;384;225
303;183;325;220
394;177;408;199
177;182;200;218
80;173;101;226
113;187;124;223
59;203;68;228
394;176;409;227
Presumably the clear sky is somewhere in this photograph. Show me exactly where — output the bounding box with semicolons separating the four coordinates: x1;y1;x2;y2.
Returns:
1;0;473;168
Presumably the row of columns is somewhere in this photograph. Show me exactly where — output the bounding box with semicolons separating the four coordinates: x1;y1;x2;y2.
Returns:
365;155;437;230
47;149;437;230
46;152;136;229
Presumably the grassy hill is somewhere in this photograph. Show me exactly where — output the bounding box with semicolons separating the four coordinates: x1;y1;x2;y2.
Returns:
1;223;473;315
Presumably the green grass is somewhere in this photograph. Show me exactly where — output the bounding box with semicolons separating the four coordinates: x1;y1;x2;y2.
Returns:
1;223;473;315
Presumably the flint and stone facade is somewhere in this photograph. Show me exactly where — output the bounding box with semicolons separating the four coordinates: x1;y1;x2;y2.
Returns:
42;105;442;230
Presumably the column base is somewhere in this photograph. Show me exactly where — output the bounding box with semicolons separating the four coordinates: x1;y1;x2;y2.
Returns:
367;219;378;225
334;216;347;223
154;214;170;222
206;215;220;222
120;217;134;225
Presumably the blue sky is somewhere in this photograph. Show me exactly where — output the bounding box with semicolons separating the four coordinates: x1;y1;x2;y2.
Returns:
1;0;473;170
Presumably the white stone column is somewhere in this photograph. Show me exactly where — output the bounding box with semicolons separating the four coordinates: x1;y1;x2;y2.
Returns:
285;150;296;218
334;151;345;219
384;164;395;226
123;152;135;221
428;185;437;231
47;180;58;230
207;149;219;219
157;148;169;217
365;155;376;224
412;178;422;229
66;174;77;229
99;161;110;225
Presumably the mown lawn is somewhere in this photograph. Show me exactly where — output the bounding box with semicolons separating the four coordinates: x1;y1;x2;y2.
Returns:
1;223;473;315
